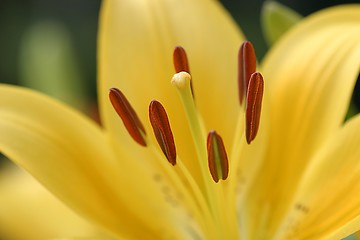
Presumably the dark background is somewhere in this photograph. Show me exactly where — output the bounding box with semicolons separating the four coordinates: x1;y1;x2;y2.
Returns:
0;0;358;110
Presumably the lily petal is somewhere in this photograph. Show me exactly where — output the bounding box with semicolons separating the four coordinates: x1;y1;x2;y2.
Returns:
0;85;199;239
261;1;302;46
55;238;114;240
277;114;360;239
0;164;105;240
246;5;360;237
98;0;244;181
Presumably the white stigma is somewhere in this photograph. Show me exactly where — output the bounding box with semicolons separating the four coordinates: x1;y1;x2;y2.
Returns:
171;71;191;90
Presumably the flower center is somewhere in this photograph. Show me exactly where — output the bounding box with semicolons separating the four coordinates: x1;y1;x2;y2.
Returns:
109;41;264;238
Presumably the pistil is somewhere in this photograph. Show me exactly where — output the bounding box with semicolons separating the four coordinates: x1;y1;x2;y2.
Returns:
171;72;209;183
171;71;221;215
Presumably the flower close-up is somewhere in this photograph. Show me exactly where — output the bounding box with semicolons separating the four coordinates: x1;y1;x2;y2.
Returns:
0;0;360;239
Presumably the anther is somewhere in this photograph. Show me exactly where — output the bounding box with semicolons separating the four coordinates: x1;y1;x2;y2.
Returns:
207;130;229;183
173;46;194;97
245;72;264;144
173;46;190;74
149;100;177;165
238;41;257;105
109;88;147;146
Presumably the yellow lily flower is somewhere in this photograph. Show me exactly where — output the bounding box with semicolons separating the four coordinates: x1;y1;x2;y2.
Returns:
0;0;359;239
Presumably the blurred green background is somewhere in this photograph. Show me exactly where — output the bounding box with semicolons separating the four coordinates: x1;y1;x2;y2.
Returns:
0;0;358;114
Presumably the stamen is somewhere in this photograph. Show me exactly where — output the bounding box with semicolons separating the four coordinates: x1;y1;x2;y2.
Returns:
173;46;194;98
238;41;257;105
149;100;177;165
207;130;229;183
173;46;190;73
245;72;264;144
109;88;147;146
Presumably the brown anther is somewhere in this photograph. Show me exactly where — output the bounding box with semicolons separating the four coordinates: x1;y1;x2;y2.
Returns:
238;41;257;105
149;100;176;165
207;130;229;183
245;72;264;144
173;46;190;73
109;88;147;146
173;46;194;98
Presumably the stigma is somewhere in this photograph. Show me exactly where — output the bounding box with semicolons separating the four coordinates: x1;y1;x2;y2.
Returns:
171;71;191;90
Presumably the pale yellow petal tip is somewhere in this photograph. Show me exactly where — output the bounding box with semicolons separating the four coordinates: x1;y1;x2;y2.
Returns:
262;1;302;21
261;0;302;45
171;72;191;90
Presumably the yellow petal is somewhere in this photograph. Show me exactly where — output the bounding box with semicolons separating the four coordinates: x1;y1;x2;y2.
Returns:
277;114;360;239
55;238;114;240
0;85;199;239
0;164;106;240
245;5;360;238
98;0;244;182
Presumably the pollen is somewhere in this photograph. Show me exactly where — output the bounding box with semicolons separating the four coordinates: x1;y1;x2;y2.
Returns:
173;46;195;97
149;100;177;165
109;88;147;146
207;130;229;183
245;72;264;144
238;41;257;105
173;46;190;74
